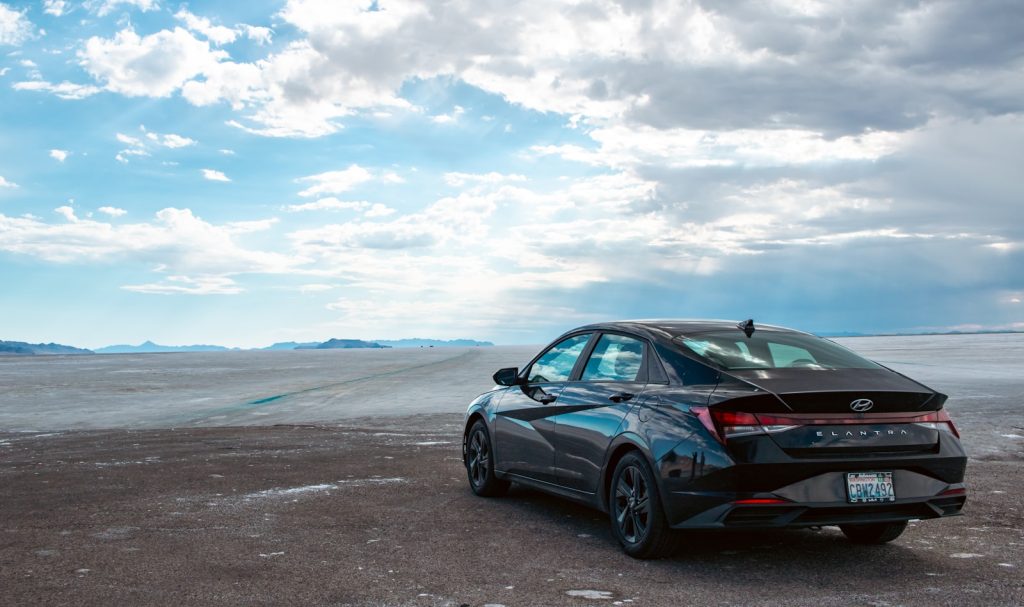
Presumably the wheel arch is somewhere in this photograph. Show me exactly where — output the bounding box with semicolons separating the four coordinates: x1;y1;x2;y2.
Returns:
462;407;488;460
599;433;657;513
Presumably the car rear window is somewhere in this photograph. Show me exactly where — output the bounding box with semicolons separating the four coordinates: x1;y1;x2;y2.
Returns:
675;331;880;371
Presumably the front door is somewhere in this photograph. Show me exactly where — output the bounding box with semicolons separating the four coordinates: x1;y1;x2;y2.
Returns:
493;333;593;484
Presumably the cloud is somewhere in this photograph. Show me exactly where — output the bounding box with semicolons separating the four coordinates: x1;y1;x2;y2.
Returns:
296;165;374;196
174;9;239;46
98;206;127;217
241;25;273;45
364;203;395;218
0;207;300;277
158;133;195;148
443;172;527;187
115;125;196;162
122;275;243;295
430;105;465;124
12;80;102;99
49;149;69;162
285;198;371;213
0;3;34;46
201;169;230;182
54;206;78;222
0;175;17;188
80;27;227;97
90;0;159;17
43;0;67;17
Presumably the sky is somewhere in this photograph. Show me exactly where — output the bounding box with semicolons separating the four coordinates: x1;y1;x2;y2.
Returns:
0;0;1022;348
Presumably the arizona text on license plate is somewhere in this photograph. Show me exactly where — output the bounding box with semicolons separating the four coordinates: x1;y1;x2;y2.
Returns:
846;472;895;503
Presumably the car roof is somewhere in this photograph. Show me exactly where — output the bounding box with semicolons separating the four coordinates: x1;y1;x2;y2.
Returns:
571;319;812;342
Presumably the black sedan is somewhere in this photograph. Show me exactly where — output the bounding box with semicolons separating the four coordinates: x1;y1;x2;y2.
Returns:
462;320;967;558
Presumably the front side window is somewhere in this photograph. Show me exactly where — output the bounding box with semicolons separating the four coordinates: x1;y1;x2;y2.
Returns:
676;331;880;371
528;334;591;383
581;334;645;382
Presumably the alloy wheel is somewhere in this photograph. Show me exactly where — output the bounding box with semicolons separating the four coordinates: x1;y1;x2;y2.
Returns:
467;429;490;488
614;464;650;544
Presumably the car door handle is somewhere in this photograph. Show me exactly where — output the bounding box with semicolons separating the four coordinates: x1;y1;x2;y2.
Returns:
538;394;558;404
609;392;635;403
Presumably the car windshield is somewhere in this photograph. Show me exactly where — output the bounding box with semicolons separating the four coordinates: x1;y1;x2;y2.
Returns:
674;331;880;371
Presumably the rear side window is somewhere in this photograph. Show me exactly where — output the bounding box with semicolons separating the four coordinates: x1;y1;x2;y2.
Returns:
581;334;645;382
676;331;880;371
528;334;591;383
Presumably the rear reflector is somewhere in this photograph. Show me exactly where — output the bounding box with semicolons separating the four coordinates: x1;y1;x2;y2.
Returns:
940;487;966;496
733;498;789;505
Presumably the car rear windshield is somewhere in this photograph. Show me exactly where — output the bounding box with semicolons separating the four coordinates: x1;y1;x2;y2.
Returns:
674;331;880;371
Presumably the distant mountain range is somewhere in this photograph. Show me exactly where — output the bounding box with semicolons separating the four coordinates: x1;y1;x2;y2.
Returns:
0;340;93;356
262;341;321;350
94;341;236;354
296;338;389;350
377;338;494;348
265;338;493;350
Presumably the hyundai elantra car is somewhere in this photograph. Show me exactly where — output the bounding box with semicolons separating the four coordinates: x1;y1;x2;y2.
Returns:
462;320;967;558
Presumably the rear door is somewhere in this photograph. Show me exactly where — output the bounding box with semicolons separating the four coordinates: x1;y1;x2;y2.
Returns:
493;333;593;484
552;332;650;493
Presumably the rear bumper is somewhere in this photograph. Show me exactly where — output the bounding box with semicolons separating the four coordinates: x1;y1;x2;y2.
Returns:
658;429;968;529
666;476;967;529
670;491;965;529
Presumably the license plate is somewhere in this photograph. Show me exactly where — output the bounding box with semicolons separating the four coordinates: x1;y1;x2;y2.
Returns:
846;472;895;503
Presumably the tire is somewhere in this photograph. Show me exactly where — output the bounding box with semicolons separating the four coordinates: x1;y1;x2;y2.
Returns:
608;451;676;559
464;420;510;497
839;521;908;544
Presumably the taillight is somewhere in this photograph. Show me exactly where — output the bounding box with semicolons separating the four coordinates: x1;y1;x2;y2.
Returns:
689;407;960;442
690;407;798;444
912;409;960;438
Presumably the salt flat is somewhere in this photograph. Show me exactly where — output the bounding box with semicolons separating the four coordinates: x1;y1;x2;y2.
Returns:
0;345;537;431
0;334;1021;460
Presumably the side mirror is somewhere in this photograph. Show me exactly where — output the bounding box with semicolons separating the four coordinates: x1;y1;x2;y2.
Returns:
493;367;520;386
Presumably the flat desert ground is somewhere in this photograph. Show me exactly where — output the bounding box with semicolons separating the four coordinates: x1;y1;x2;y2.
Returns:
1;334;1022;606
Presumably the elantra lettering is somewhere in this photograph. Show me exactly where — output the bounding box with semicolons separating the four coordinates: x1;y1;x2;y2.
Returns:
815;429;911;438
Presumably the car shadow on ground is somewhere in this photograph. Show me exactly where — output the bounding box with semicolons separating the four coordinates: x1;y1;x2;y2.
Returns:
494;483;952;581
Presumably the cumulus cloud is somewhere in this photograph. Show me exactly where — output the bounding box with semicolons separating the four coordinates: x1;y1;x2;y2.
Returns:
49;149;69;162
98;206;127;217
80;27;227;97
201;169;230;182
174;9;239;46
241;25;273;45
0;3;34;46
0;175;18;188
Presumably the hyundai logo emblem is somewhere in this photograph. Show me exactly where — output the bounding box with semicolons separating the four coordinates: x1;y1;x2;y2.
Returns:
850;399;874;412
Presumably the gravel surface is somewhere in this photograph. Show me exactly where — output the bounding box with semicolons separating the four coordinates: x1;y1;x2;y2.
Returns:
1;414;1021;607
